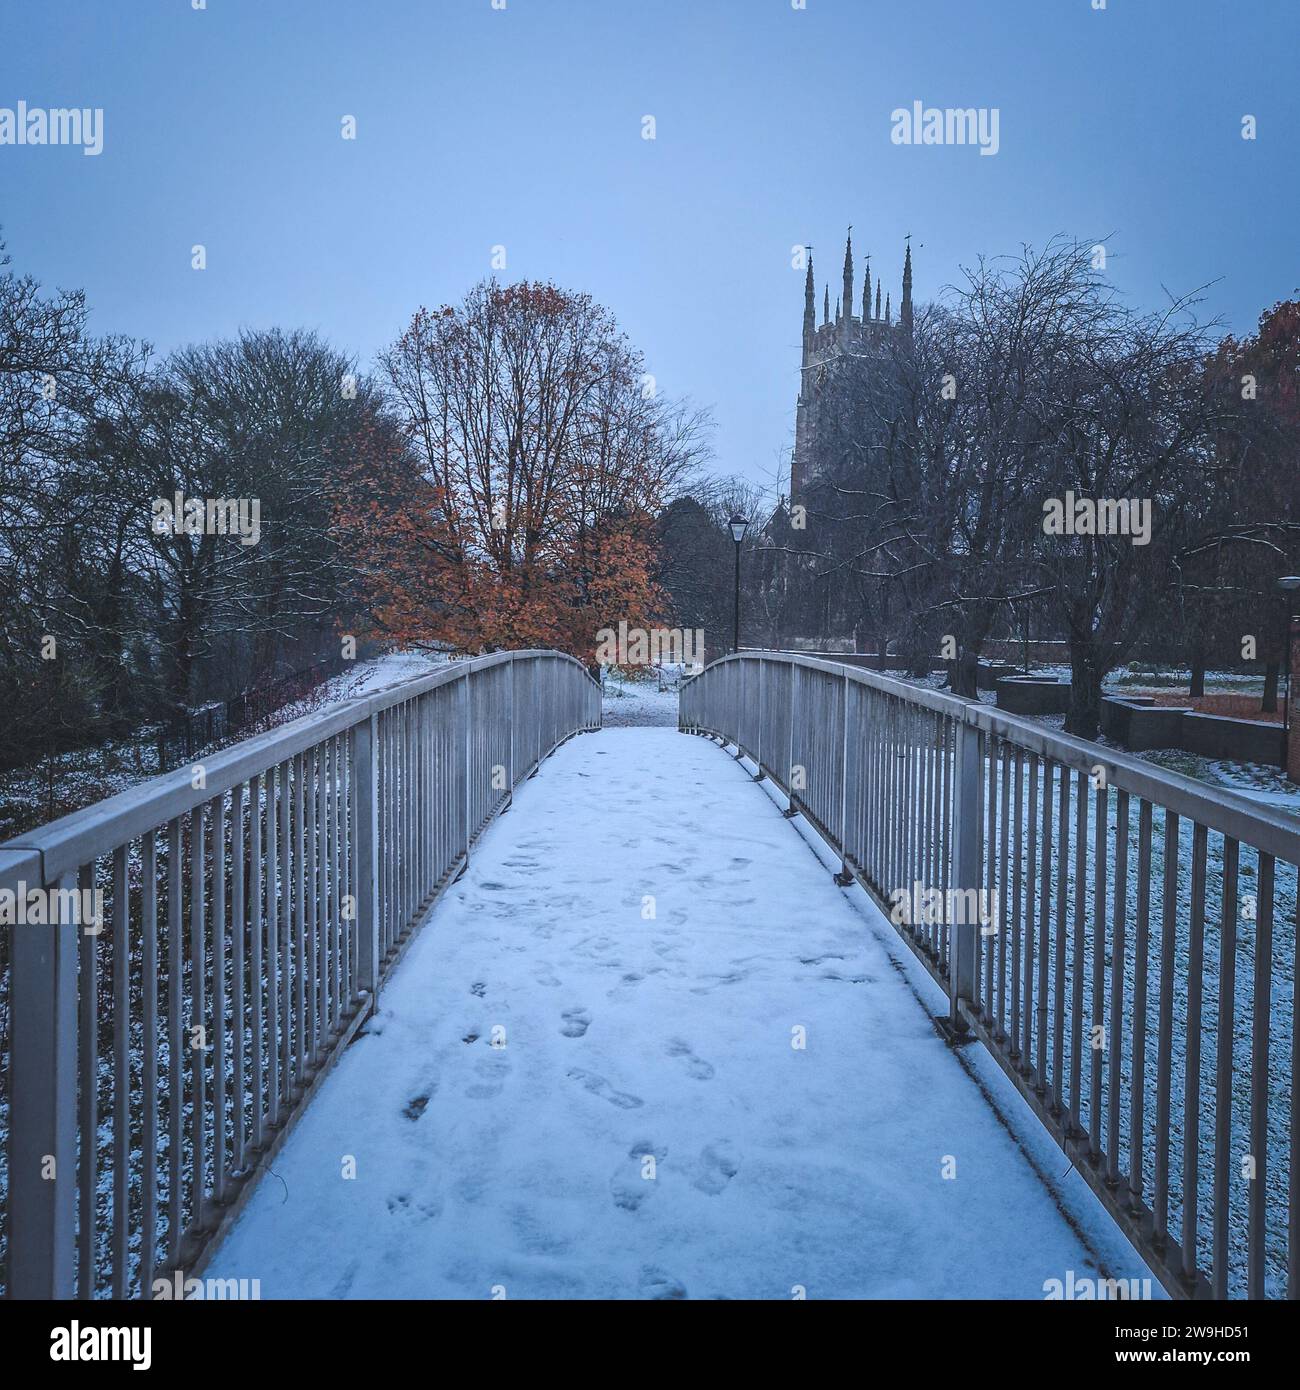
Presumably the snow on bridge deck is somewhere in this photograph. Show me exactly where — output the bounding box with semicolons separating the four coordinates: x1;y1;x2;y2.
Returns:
208;722;1153;1300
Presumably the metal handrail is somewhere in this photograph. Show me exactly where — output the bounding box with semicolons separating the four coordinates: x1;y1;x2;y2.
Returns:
1;650;601;1299
681;652;1299;1301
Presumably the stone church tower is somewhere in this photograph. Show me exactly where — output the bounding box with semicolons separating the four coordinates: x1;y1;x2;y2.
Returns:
791;230;914;500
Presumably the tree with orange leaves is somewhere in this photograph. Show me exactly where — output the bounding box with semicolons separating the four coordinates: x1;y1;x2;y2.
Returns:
338;280;708;663
1178;301;1300;704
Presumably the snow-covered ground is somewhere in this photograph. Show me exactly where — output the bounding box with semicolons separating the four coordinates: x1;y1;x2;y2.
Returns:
207;725;1153;1299
600;670;682;727
263;649;453;722
0;650;451;842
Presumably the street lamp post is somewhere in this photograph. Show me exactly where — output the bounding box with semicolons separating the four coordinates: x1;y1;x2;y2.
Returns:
1275;576;1300;765
729;514;749;654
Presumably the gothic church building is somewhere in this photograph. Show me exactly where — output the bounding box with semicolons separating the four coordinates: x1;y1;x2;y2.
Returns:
791;230;914;501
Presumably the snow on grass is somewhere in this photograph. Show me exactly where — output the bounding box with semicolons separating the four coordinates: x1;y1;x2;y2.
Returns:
0;650;450;843
600;669;681;727
1136;749;1300;818
206;726;1153;1299
264;649;453;725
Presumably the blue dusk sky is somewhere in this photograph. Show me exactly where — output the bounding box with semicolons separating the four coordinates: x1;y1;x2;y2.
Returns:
1;0;1297;500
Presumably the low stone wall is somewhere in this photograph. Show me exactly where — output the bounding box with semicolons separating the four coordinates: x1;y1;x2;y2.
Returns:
1101;696;1283;764
1100;698;1191;752
978;662;1022;691
1181;711;1285;765
995;676;1071;715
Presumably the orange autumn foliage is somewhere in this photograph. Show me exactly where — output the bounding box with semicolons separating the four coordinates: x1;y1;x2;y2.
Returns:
334;280;705;663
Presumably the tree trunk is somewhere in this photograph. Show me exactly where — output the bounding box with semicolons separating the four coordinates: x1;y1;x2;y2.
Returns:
1065;641;1103;739
1189;649;1206;699
1263;660;1280;713
950;650;980;699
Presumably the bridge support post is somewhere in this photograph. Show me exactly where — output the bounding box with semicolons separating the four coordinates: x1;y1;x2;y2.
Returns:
949;721;984;1034
783;661;800;818
7;860;79;1298
753;658;766;780
461;674;472;855
354;714;380;998
835;672;856;886
507;656;515;798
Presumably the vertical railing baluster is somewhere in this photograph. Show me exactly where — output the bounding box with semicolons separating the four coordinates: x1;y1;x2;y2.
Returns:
232;782;246;1175
338;734;350;990
983;737;998;1025
111;845;129;1297
949;719;982;1028
166;818;183;1266
1130;800;1152;1214
211;795;227;1208
1107;789;1128;1184
1181;822;1209;1285
189;804;207;1246
1010;749;1023;1059
141;834;159;1296
279;759;292;1098
79;861;100;1298
1154;810;1179;1248
1036;760;1052;1093
266;769;279;1129
997;746;1010;1040
306;750;318;1062
1022;756;1038;1074
295;751;306;1083
1070;772;1087;1132
1053;763;1069;1111
249;778;264;1153
1212;837;1238;1298
355;712;380;1001
1247;854;1273;1298
1090;783;1107;1165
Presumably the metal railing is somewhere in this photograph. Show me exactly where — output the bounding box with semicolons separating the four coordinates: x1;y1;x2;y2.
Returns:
0;651;600;1299
681;652;1299;1301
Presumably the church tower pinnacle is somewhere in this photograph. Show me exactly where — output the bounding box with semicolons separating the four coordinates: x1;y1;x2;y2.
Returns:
801;251;816;363
840;228;854;344
901;240;914;337
862;256;872;322
823;284;830;326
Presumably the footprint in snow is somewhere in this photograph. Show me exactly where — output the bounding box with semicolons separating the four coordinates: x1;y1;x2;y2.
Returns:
611;1166;654;1213
567;1068;643;1109
466;1052;508;1100
560;1007;592;1038
402;1091;432;1120
666;1037;715;1080
693;1141;739;1196
386;1191;443;1223
639;1265;688;1300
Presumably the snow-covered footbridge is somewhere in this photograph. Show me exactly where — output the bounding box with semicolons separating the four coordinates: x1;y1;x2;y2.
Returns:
3;652;1297;1300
